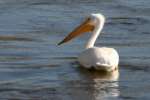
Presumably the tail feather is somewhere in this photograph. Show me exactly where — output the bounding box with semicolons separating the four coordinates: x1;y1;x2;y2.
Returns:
96;62;112;67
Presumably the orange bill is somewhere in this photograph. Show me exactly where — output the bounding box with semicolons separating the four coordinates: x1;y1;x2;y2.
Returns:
58;18;94;45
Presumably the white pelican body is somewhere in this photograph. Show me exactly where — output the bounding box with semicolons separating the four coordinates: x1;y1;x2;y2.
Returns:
58;13;119;71
78;47;119;71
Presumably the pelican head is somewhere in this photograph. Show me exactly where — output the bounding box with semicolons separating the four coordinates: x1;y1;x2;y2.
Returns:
58;13;105;45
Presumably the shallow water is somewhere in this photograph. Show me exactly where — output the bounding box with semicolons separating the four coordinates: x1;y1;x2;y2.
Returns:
0;0;150;99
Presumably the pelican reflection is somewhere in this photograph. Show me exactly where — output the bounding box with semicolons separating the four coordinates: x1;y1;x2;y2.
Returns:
62;67;120;100
91;70;120;100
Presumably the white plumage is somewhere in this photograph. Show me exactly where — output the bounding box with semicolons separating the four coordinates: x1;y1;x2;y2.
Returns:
58;13;119;71
78;47;119;71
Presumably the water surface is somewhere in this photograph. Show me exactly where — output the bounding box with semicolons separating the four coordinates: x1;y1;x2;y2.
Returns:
0;0;150;99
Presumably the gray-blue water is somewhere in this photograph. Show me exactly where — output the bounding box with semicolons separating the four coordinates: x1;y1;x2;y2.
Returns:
0;0;150;99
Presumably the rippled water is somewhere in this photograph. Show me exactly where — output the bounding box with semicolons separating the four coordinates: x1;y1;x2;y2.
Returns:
0;0;150;99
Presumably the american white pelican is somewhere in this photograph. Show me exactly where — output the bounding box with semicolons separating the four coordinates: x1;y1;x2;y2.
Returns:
58;13;119;71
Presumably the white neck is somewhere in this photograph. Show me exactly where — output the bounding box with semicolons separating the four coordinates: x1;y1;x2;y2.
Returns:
85;18;105;49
